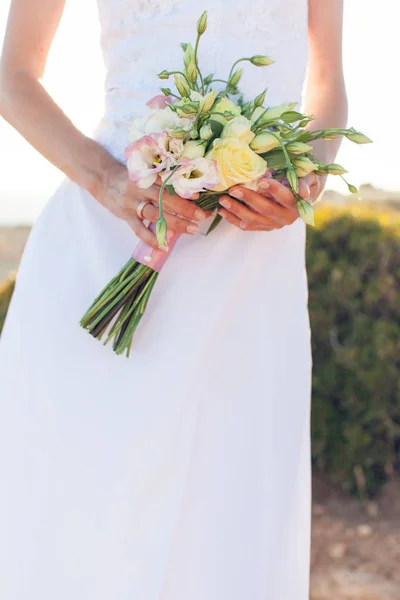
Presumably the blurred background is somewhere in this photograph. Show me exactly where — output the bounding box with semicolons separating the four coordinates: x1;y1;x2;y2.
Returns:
1;1;400;598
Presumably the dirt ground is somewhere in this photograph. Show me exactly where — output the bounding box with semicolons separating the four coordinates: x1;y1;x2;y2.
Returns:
311;475;400;598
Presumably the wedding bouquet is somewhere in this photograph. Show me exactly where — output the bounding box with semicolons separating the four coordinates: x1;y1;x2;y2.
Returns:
80;11;371;356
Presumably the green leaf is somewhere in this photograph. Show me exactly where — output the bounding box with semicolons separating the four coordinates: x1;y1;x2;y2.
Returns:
209;119;224;137
259;150;285;168
165;184;176;196
280;111;304;123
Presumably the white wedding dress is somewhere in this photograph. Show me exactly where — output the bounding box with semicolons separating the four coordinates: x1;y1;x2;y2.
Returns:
0;0;312;598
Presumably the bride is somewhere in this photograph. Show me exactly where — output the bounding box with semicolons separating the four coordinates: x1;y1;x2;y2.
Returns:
0;0;347;598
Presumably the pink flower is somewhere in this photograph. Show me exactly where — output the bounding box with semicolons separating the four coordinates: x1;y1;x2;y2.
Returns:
125;134;167;189
164;157;220;199
157;131;184;169
146;95;177;110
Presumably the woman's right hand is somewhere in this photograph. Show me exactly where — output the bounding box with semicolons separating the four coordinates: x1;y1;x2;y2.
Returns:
94;161;208;250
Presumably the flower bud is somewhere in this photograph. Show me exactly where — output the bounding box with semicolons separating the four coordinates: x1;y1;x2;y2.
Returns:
327;163;348;176
200;89;217;113
286;167;299;193
286;142;313;155
346;130;372;144
348;183;359;195
296;198;315;227
293;156;318;177
254;89;267;108
181;140;206;159
174;74;190;97
229;68;243;88
158;70;170;80
170;129;188;139
190;129;199;139
187;62;198;84
200;123;213;140
155;217;168;247
197;11;208;35
183;43;195;68
181;42;188;52
160;87;172;96
250;55;275;67
250;132;281;154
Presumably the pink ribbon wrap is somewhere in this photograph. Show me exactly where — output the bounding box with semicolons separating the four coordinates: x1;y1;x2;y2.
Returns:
132;223;181;272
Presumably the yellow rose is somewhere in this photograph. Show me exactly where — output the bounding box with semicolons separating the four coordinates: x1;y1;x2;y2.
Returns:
207;138;268;191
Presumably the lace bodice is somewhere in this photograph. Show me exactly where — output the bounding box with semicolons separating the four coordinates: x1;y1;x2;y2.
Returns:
93;0;309;163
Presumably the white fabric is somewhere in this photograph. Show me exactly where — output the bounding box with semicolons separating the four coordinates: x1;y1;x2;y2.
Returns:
0;0;312;598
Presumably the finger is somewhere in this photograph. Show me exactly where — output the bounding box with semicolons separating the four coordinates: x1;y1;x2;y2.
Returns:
219;195;283;229
228;186;291;224
251;178;297;209
218;209;274;231
129;218;164;251
298;178;311;200
141;202;200;235
145;186;207;222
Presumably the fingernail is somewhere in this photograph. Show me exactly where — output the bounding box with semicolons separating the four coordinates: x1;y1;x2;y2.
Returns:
230;188;243;199
160;244;169;253
219;197;231;209
195;209;207;221
259;179;270;190
240;220;248;229
187;224;199;234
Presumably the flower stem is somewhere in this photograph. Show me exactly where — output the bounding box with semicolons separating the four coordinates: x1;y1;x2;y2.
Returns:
193;33;205;94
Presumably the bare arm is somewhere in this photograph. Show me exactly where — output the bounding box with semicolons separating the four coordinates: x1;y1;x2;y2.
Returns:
0;0;206;248
305;0;348;165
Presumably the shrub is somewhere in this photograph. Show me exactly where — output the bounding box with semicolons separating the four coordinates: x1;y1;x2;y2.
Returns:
0;273;15;335
308;204;400;497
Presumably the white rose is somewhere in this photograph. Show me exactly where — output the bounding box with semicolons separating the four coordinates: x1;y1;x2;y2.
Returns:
221;116;255;144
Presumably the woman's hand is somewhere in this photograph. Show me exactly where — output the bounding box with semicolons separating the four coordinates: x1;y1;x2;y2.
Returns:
95;162;208;250
218;173;322;231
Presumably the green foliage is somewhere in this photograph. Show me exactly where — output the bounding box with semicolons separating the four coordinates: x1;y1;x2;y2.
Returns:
0;274;15;335
308;205;400;497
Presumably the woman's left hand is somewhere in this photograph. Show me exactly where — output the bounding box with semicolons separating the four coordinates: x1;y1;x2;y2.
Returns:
218;172;321;231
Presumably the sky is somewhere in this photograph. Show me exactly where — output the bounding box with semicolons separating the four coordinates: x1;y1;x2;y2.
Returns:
0;0;399;224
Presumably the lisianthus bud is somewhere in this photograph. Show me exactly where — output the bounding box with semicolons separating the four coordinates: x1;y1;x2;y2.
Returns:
346;130;372;144
327;163;347;176
187;62;198;84
174;74;190;97
297;198;315;226
293;156;318;177
348;183;359;195
250;132;281;153
183;43;195;68
158;70;170;80
160;87;173;96
169;129;188;139
254;89;267;108
286;167;299;193
250;55;275;67
251;102;297;124
181;42;188;52
286;142;314;155
229;68;243;88
181;140;206;159
197;11;208;35
200;89;217;113
155;217;168;247
190;129;199;139
200;123;213;140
